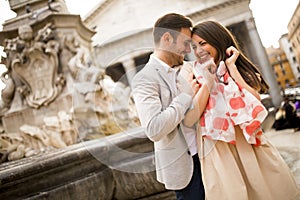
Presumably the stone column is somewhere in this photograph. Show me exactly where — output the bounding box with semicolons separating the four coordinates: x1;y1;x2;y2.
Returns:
122;58;137;87
245;17;282;107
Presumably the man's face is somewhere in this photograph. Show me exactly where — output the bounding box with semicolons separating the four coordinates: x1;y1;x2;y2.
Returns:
169;28;192;66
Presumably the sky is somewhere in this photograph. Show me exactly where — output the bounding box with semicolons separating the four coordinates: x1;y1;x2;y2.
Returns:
0;0;298;48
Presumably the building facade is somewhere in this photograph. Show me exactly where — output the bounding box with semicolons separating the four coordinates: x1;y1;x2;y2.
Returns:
288;1;300;69
83;0;282;107
279;33;300;83
266;46;297;89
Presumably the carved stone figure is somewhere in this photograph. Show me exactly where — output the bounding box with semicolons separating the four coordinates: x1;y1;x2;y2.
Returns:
5;23;66;108
0;111;76;163
0;72;15;116
0;2;140;164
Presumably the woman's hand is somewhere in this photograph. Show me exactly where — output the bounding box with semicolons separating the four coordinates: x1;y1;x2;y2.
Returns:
225;46;239;76
224;46;260;100
178;62;200;97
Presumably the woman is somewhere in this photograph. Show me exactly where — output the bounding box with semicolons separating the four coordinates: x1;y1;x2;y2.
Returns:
183;21;299;200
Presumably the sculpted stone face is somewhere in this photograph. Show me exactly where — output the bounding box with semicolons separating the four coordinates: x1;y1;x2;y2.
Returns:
18;25;33;41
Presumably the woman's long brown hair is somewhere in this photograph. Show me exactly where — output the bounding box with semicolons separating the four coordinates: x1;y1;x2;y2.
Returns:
192;21;269;93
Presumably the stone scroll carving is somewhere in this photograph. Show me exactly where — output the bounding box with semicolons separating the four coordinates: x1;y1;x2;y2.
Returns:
3;23;65;109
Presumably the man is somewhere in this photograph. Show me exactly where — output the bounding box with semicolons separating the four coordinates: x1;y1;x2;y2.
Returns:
131;13;205;199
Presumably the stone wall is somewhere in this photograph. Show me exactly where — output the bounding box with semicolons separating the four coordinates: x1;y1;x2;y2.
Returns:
0;127;177;200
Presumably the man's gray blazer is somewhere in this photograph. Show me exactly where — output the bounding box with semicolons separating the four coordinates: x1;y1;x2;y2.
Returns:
131;56;194;190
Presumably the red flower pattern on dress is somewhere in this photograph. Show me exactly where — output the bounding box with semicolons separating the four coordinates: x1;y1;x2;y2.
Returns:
207;97;216;110
252;105;265;118
229;96;246;110
245;120;261;136
213;117;229;131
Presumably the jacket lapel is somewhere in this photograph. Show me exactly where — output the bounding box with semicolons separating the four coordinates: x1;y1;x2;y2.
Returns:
150;58;178;98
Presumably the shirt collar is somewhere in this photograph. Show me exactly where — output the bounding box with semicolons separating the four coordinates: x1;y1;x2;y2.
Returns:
150;54;180;73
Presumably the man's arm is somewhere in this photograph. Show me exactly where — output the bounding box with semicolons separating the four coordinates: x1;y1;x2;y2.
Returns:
132;73;192;142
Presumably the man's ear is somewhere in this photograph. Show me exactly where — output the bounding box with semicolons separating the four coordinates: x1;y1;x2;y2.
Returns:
162;32;173;45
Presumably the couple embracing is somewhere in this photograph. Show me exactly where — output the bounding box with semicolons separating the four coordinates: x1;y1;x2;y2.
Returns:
131;13;299;200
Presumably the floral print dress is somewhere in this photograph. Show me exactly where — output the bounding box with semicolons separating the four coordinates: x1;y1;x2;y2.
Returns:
190;61;300;200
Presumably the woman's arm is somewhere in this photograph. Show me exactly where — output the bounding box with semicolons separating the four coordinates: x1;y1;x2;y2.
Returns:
182;58;222;127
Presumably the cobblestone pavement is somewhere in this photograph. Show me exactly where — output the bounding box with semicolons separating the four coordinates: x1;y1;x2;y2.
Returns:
265;128;300;187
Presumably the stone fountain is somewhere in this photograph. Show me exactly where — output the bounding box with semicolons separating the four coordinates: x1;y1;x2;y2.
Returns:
0;0;169;199
0;0;140;162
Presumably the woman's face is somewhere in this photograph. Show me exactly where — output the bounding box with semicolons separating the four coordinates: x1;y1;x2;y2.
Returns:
191;34;218;63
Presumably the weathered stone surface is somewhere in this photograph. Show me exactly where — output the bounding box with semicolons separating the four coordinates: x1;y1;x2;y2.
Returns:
0;1;139;162
0;2;171;199
0;127;174;200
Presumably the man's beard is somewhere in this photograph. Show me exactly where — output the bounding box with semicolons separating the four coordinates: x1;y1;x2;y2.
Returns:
172;53;184;67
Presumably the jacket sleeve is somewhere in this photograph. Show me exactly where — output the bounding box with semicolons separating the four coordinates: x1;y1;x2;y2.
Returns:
132;73;192;142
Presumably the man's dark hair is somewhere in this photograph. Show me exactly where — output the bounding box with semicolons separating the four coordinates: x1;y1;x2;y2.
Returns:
153;13;192;45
